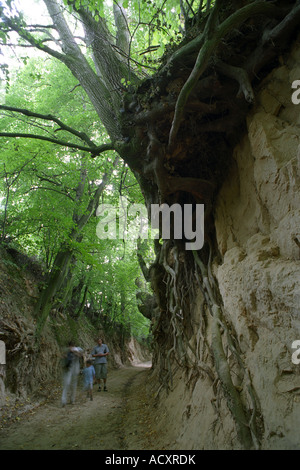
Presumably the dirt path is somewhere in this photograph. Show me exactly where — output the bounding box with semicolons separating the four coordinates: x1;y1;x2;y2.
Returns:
0;362;168;451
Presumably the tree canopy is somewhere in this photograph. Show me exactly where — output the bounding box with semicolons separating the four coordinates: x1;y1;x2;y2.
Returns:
0;23;152;339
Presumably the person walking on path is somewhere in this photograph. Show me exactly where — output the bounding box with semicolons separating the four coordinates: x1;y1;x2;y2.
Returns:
61;341;83;407
82;359;96;401
91;338;109;392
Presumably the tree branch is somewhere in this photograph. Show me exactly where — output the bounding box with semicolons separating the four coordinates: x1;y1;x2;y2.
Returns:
2;0;133;138
0;132;115;157
72;155;121;234
1;14;65;61
113;2;130;57
43;0;82;57
0;104;116;156
0;104;96;147
43;0;122;137
75;1;139;93
0;132;97;153
25;186;76;201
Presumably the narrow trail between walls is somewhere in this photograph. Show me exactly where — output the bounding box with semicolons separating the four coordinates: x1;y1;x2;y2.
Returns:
0;362;168;451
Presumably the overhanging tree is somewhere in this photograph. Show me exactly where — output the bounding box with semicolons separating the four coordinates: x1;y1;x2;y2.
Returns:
1;0;299;449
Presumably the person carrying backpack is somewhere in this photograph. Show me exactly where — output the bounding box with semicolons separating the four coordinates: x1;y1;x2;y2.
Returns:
61;340;83;407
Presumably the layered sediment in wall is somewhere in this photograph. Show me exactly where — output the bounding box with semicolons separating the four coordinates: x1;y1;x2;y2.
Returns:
151;36;300;450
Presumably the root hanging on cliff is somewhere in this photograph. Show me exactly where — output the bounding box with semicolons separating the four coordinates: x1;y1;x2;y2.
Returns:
150;237;264;449
192;246;263;450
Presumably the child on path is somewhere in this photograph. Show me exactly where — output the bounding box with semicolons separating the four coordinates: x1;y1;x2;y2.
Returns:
82;359;96;401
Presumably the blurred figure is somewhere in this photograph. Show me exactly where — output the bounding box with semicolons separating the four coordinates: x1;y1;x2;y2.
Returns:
82;359;96;401
61;340;83;407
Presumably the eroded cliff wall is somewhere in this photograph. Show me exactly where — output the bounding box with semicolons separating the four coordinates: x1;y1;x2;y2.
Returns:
150;36;300;450
214;39;300;449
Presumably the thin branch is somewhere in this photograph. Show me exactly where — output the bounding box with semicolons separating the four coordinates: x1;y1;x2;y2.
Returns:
0;132;95;152
0;104;95;147
72;155;121;234
26;24;57;29
0;40;53;48
1;15;65;61
24;186;75;201
113;1;130;57
1;155;37;241
0;132;115;157
35;174;75;189
0;104;116;156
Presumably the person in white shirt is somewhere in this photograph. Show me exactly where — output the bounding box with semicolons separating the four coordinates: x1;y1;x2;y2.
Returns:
61;341;83;406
